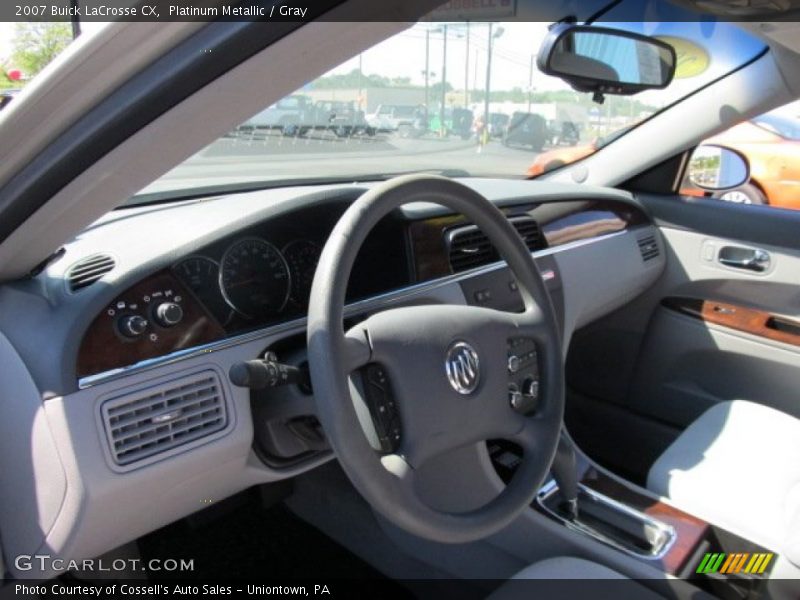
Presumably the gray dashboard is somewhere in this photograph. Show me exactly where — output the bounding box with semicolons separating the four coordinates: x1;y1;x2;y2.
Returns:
0;178;665;577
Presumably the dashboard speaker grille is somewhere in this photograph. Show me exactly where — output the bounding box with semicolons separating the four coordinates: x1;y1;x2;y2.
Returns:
637;234;660;262
447;217;545;273
67;254;115;292
100;371;227;467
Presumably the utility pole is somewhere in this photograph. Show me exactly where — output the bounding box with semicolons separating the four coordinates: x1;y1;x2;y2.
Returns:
439;24;448;137
424;28;430;120
464;22;470;108
483;25;505;132
483;23;493;127
357;54;363;101
70;0;81;39
527;54;534;113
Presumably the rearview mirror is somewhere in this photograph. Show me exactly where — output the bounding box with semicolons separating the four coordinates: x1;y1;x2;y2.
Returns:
538;24;676;99
687;145;750;191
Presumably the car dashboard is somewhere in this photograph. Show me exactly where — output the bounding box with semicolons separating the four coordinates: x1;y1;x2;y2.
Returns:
0;177;665;577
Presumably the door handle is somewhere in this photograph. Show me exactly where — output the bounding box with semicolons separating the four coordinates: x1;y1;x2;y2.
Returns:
718;246;771;272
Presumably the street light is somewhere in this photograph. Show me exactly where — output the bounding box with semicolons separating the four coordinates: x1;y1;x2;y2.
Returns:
483;24;505;129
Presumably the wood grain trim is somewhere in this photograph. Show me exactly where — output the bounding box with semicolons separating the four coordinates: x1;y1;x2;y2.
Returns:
409;199;648;282
77;271;225;377
663;297;800;348
581;468;709;575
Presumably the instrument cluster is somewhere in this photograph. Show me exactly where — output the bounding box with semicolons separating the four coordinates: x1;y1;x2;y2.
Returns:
173;237;322;329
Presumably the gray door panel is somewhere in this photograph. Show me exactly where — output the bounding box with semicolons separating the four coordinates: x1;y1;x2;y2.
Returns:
627;225;800;426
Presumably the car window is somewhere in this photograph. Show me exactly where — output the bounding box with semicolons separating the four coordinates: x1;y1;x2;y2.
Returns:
682;100;800;208
134;15;765;201
0;22;106;109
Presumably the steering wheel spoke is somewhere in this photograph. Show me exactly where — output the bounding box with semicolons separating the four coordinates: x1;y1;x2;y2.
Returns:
510;413;542;454
504;306;550;344
343;326;372;371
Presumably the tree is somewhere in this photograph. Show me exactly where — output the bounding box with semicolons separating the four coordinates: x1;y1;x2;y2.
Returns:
429;81;453;94
11;23;73;80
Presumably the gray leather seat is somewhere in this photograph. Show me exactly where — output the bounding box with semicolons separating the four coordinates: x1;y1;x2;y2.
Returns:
489;557;663;599
648;400;800;573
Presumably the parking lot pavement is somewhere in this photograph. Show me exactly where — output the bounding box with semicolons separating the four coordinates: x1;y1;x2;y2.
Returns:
149;130;547;193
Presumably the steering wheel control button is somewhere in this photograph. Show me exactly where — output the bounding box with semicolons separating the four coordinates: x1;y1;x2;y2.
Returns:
362;364;401;453
118;314;148;338
507;337;541;414
474;289;492;304
445;341;481;395
508;383;523;410
522;378;539;399
154;301;184;327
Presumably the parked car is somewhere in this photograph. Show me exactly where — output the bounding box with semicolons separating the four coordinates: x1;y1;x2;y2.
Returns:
527;126;633;176
547;120;580;146
298;101;376;138
699;112;800;207
243;94;313;134
503;112;548;151
446;107;474;140
487;112;510;138
366;104;418;132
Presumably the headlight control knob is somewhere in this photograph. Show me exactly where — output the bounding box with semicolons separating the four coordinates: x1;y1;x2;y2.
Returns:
118;315;148;338
154;302;184;327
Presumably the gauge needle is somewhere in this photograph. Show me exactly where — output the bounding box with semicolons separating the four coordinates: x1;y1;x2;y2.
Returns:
227;277;261;289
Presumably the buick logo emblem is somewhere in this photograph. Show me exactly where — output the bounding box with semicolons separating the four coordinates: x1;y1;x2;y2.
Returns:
445;341;480;395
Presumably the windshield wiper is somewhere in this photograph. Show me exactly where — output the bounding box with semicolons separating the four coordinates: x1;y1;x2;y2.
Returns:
120;169;471;209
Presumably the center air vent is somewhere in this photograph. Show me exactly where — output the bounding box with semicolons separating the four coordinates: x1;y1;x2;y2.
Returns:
637;234;660;262
447;217;545;273
100;371;227;469
67;254;115;292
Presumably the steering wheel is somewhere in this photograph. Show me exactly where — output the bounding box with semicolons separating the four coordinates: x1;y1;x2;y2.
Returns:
307;175;564;543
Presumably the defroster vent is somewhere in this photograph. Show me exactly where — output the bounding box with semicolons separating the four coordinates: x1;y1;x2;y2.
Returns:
447;217;545;273
100;371;228;469
67;254;115;292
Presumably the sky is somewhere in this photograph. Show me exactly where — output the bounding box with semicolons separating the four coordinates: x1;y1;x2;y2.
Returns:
1;18;798;119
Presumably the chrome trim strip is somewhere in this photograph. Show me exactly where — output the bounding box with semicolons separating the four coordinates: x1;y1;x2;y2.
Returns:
78;227;640;389
536;479;677;561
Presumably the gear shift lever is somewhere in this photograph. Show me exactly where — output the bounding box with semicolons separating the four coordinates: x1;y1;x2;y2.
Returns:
550;432;579;520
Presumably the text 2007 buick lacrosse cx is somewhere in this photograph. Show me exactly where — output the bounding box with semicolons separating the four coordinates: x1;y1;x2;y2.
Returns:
1;0;799;598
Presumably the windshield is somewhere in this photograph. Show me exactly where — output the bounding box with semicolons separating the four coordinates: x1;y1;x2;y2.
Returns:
753;114;800;141
137;15;766;200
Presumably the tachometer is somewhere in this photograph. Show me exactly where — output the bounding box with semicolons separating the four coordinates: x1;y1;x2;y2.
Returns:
282;240;322;308
220;238;291;318
173;256;231;324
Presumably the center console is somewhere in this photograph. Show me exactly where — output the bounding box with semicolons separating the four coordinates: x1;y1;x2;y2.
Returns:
488;441;777;599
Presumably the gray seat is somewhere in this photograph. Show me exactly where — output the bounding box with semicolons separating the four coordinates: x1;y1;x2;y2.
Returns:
489;557;663;599
648;400;800;573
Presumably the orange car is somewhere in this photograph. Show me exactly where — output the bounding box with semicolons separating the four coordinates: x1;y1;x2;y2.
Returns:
699;114;800;207
526;126;632;177
528;114;800;209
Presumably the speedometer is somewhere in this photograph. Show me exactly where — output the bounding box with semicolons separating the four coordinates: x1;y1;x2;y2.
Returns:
219;238;291;318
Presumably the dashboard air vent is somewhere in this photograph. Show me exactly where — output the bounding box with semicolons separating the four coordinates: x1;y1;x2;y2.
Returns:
101;371;227;468
67;254;115;292
447;217;545;273
637;234;660;262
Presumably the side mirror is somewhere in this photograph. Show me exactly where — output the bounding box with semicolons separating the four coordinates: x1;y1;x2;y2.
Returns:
537;23;676;99
687;145;750;191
